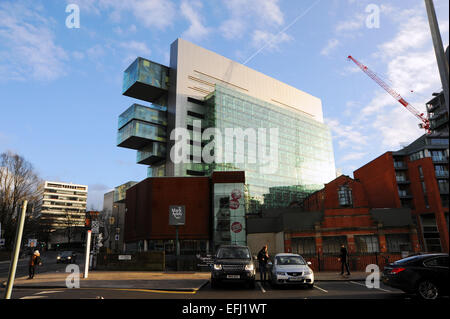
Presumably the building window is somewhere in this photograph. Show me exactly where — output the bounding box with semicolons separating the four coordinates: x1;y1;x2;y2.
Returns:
435;165;449;178
430;150;446;162
338;185;352;207
355;235;379;253
438;180;449;193
420;214;442;252
292;237;316;255
418;166;424;179
322;236;347;254
386;234;411;253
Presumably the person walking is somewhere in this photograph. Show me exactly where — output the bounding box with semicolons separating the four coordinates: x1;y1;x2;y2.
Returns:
28;250;42;279
339;244;351;276
257;245;269;284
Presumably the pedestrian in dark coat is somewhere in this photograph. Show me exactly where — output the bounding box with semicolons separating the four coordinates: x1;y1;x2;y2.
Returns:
257;245;269;284
28;250;42;279
339;244;351;276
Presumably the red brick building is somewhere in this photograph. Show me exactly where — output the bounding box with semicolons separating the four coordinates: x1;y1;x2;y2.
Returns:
354;139;449;253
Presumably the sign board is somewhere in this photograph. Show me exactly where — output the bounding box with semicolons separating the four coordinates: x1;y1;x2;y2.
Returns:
231;222;242;233
169;205;185;226
91;220;99;234
28;239;37;248
118;255;132;261
0;239;5;246
115;234;120;241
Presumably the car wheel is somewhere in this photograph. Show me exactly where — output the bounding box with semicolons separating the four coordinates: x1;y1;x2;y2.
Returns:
417;280;439;300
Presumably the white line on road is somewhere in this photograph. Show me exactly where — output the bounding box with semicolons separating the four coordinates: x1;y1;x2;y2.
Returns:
350;281;392;293
257;282;266;293
314;285;328;293
34;290;62;295
20;295;47;299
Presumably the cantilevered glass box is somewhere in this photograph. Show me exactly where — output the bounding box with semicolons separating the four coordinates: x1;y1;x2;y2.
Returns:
122;57;169;103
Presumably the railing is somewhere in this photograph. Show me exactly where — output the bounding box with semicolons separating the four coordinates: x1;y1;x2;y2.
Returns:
301;252;405;272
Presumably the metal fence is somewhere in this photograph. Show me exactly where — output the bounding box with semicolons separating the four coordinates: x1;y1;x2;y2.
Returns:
301;253;404;272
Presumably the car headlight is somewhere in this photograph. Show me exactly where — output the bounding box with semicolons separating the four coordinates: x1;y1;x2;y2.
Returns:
213;264;222;270
245;264;254;271
57;256;60;259
68;256;71;259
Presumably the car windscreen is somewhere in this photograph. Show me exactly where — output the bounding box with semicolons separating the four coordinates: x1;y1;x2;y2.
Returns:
276;256;306;265
393;255;422;265
217;247;250;259
60;251;72;257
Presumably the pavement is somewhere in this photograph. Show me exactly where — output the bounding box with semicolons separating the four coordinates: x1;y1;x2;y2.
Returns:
1;270;368;292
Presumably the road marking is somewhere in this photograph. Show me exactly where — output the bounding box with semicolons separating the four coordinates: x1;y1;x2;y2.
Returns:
20;295;47;299
257;282;266;293
314;285;328;293
350;281;392;293
115;288;197;294
34;290;62;295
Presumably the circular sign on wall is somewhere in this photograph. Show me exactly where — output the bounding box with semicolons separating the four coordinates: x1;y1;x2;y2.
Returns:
231;189;242;200
229;199;240;210
231;221;242;233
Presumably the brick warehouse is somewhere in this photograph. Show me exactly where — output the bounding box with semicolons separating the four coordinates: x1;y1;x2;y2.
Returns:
123;171;246;257
248;175;420;272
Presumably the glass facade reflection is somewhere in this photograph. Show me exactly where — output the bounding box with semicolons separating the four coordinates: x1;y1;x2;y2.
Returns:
123;58;169;94
200;84;336;214
213;183;246;250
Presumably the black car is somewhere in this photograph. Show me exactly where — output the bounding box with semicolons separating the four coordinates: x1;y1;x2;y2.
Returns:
382;253;449;300
56;251;77;264
210;245;256;289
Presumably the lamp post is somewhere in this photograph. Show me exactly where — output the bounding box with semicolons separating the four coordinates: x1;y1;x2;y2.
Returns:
425;0;450;115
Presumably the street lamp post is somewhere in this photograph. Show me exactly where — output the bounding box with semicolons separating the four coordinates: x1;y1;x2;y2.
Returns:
425;0;450;115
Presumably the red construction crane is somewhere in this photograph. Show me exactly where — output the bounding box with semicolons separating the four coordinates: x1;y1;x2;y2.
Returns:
347;55;430;133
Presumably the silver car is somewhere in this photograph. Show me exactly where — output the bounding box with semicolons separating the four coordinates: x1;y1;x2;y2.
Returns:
269;253;314;288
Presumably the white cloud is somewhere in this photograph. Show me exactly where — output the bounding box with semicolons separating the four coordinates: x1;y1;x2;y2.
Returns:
340;151;368;162
321;38;340;56
335;13;365;33
219;0;284;39
68;0;176;30
325;117;369;151
119;41;152;64
251;30;293;51
0;2;68;81
180;0;212;40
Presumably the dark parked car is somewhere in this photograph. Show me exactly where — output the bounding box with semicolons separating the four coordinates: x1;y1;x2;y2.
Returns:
210;245;256;289
382;253;449;300
56;251;77;264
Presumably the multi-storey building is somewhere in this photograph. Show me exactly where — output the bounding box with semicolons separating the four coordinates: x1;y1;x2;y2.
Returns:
35;181;88;248
354;133;449;253
36;181;88;230
117;38;336;228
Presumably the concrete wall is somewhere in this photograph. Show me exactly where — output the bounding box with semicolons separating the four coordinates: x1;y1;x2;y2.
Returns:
247;232;285;257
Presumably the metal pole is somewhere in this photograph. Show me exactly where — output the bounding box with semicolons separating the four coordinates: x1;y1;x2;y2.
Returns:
83;230;92;278
176;226;179;271
4;200;28;299
425;0;450;115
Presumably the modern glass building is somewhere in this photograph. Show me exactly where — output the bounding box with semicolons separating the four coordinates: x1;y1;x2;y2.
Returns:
116;38;337;247
195;84;335;212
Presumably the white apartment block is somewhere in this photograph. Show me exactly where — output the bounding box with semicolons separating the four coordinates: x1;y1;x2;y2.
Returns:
36;181;88;231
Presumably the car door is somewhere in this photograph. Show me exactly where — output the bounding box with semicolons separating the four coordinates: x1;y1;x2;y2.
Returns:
423;256;449;293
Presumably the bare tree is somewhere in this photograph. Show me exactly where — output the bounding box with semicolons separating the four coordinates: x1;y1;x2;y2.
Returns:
0;151;42;249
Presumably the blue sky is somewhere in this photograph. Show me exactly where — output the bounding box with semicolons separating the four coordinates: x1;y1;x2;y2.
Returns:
0;0;448;209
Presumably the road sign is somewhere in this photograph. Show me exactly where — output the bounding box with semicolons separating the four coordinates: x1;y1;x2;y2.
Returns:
169;205;185;226
0;239;5;246
115;234;120;241
91;221;99;234
28;239;37;247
